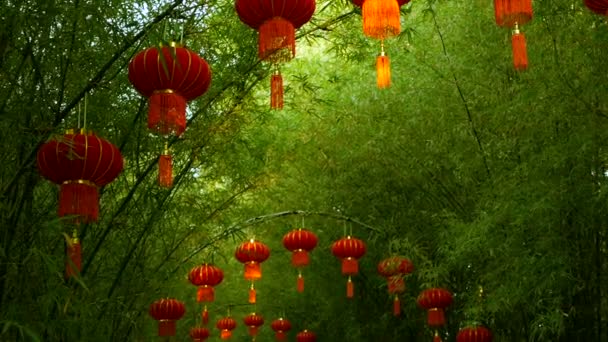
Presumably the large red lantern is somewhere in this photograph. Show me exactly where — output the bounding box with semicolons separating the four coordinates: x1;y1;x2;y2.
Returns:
331;236;366;298
190;327;211;342
377;256;414;316
216;316;237;340
37;129;124;278
456;326;493;342
243;313;264;337
188;263;224;324
270;317;292;341
283;228;318;292
235;0;316;109
585;0;608;15
296;330;317;342
417;288;453;342
128;43;211;187
149;298;186;337
235;239;270;303
494;0;533;70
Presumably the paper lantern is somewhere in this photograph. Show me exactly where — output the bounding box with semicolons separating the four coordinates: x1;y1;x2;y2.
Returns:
190;327;211;342
128;42;212;187
494;0;533;70
235;0;316;109
417;288;453;342
149;298;186;337
283;228;318;292
457;326;493;342
377;256;414;316
271;317;292;341
216;316;237;340
243;313;264;337
331;236;366;298
585;0;608;15
296;330;317;342
37;129;124;278
188;263;224;324
235;239;270;303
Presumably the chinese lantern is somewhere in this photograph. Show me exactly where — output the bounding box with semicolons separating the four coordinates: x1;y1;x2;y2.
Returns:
282;228;318;292
296;329;317;342
216;316;237;340
377;256;414;316
235;239;270;303
351;0;411;88
243;313;264;337
417;288;453;342
270;317;292;341
331;236;366;298
188;263;224;324
457;326;493;342
235;0;316;109
128;43;212;187
190;327;211;342
494;0;533;70
149;298;186;337
585;0;608;15
37;129;124;278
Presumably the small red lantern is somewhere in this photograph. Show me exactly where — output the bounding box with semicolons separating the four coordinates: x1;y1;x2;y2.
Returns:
283;228;318;292
235;0;316;109
235;239;270;303
585;0;608;15
494;0;533;70
216;316;237;340
37;129;124;278
190;327;211;342
243;313;264;337
377;256;414;316
331;236;366;298
128;43;212;187
149;298;186;337
296;330;317;342
270;317;292;341
188;263;224;324
417;288;453;342
456;326;493;342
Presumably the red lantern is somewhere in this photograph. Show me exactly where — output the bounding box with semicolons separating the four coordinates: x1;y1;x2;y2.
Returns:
457;326;493;342
331;236;366;298
417;288;453;341
235;0;316;109
585;0;608;15
37;129;124;278
190;327;211;342
296;330;317;342
235;239;270;303
149;298;186;337
243;313;264;337
216;316;237;340
128;43;212;187
270;317;292;341
494;0;533;70
188;263;224;324
377;256;414;316
283;228;318;292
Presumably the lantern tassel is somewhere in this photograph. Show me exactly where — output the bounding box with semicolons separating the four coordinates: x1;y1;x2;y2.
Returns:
427;308;446;327
244;262;262;280
342;258;359;275
249;283;257;304
292;250;310;267
148;91;187;136
220;330;232;340
362;0;401;39
59;181;99;223
65;229;81;279
346;276;354;298
259;17;295;62
271;70;284;110
376;44;391;89
511;24;528;71
198;286;214;302
159;144;173;188
158;320;176;337
248;326;259;337
393;295;401;316
297;272;305;293
202;306;209;325
276;331;287;341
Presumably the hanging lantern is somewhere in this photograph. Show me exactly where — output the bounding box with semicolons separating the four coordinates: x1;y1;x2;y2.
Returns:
216;316;237;340
190;327;211;342
270;317;292;341
377;256;414;316
494;0;533;70
128;42;212;187
296;330;317;342
282;228;318;292
417;288;453;342
456;326;493;342
243;313;264;337
585;0;608;15
149;298;186;337
188;263;224;324
331;236;366;298
37;129;124;278
235;239;270;303
235;0;316;109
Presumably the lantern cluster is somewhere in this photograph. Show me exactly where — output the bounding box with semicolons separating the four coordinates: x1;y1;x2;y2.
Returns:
494;0;533;70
